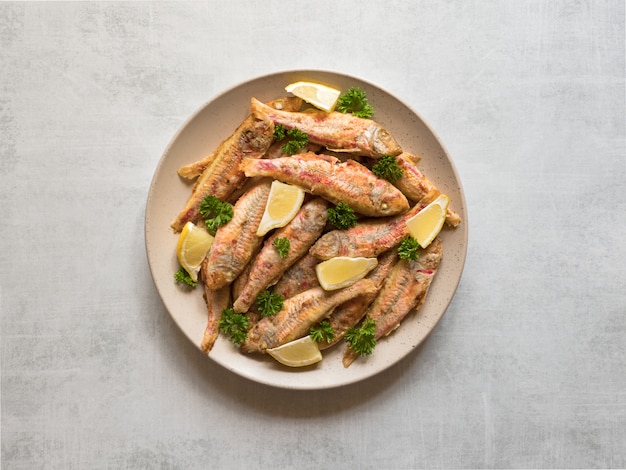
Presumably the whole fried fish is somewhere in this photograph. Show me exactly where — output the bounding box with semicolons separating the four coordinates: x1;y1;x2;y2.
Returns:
232;198;329;313
241;279;377;354
241;152;409;217
251;97;402;158
203;180;271;290
272;253;321;299
343;239;443;367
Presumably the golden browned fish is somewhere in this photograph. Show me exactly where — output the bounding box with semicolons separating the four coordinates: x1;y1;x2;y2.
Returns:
317;248;399;350
203;180;271;290
272;252;321;299
309;201;426;260
394;152;461;227
343;239;443;367
232;198;329;313
251;97;402;158
199;260;231;354
241;279;377;354
241;152;409;217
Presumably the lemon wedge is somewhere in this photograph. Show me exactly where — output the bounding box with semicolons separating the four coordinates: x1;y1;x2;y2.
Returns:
315;256;378;291
176;221;214;282
405;194;450;248
267;335;322;367
285;81;341;112
256;180;305;236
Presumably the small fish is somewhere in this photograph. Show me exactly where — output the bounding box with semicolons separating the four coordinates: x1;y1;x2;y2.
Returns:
251;97;402;158
203;180;271;290
241;279;377;354
272;252;321;299
394;152;461;227
343;239;442;367
241;152;409;217
317;249;399;350
232;198;329;313
199;262;231;354
309;201;425;260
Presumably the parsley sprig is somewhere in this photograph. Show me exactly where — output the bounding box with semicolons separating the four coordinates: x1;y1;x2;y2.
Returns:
219;308;249;345
281;127;309;155
398;236;420;261
310;320;335;343
336;87;374;119
256;290;284;317
327;202;358;230
345;318;376;356
199;195;234;235
272;237;290;259
174;267;197;288
372;154;404;182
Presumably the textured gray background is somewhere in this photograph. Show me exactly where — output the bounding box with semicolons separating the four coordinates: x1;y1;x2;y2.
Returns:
1;1;625;469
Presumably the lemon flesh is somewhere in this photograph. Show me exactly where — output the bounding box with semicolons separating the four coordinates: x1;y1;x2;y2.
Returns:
256;180;305;236
285;81;341;112
176;221;214;282
267;335;323;367
315;256;378;291
405;194;449;248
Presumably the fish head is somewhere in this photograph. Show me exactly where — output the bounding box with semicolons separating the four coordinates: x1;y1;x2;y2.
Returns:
369;125;402;157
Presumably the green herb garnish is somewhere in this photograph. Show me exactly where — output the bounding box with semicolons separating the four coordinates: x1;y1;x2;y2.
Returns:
345;318;376;356
199;195;234;235
273;123;287;141
398;236;420;261
256;290;284;317
327;202;358;230
372;154;404;182
336;87;374;118
219;308;249;345
272;237;290;259
310;320;335;343
281;127;309;155
174;267;197;288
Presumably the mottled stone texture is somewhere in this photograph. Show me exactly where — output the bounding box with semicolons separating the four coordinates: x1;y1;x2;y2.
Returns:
1;1;625;468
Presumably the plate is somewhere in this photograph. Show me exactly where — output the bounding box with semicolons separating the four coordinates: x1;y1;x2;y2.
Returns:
145;69;468;390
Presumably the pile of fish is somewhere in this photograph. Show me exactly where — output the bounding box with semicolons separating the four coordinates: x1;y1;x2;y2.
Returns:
171;94;461;368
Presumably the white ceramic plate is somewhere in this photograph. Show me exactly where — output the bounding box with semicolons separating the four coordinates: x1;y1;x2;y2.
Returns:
145;70;467;390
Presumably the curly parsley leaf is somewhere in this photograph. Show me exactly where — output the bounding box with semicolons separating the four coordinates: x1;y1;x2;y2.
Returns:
272;237;290;259
256;290;284;317
398;236;421;261
310;320;335;343
372;154;404;183
273;123;287;141
281;128;309;155
345;318;376;356
219;308;249;345
327;202;358;230
174;267;197;288
199;195;234;235
336;87;374;119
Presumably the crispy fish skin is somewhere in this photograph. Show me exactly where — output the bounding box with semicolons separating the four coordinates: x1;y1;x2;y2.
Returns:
232;198;329;313
171;117;274;232
394;152;461;227
317;249;399;350
272;252;320;299
309;201;426;260
251;97;402;158
203;180;271;290
343;239;443;367
241;152;409;217
241;279;377;354
199;262;231;354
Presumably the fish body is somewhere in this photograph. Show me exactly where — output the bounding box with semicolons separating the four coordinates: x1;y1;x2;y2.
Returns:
309;201;425;260
394;152;461;227
199;265;231;354
272;253;320;299
203;180;271;290
241;152;409;217
343;239;443;367
233;198;329;313
251;97;401;158
318;249;399;350
241;279;377;354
